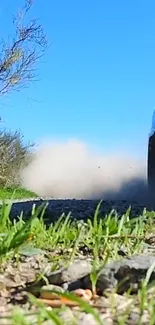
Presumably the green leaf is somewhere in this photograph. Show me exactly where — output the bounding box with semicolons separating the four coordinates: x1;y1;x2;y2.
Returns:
21;246;45;256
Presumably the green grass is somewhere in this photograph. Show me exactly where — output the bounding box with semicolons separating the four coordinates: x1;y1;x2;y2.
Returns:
0;198;155;324
0;186;38;200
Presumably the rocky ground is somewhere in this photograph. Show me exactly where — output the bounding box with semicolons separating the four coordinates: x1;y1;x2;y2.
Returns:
1;251;155;324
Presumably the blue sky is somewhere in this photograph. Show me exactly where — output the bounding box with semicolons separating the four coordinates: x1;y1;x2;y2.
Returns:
0;0;155;157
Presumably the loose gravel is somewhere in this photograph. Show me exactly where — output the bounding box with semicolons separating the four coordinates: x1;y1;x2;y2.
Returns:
0;197;150;222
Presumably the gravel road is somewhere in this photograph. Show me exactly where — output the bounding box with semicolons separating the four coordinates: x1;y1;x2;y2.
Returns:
0;197;150;222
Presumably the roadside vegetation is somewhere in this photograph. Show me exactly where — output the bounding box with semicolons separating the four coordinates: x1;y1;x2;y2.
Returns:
0;0;48;195
0;186;38;200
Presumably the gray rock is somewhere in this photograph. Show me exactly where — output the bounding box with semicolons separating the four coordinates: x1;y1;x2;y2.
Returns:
83;255;155;294
47;259;92;286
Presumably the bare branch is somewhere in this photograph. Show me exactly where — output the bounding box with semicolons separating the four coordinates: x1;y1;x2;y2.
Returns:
0;0;48;96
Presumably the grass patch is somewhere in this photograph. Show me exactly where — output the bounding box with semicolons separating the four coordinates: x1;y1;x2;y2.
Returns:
0;186;38;200
0;199;155;324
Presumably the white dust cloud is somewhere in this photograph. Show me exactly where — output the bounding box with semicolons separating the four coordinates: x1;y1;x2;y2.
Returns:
20;139;147;201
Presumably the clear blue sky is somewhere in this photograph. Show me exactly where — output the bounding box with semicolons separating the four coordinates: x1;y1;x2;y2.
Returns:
0;0;155;157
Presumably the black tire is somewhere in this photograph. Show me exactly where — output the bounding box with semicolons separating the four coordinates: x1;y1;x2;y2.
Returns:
148;133;155;208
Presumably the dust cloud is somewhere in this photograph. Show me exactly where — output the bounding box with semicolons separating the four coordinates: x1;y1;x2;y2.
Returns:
20;139;148;202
